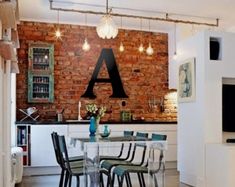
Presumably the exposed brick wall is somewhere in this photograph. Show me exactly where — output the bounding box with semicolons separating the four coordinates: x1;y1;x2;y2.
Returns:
16;21;177;122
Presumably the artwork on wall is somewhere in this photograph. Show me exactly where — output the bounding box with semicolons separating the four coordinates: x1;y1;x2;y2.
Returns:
178;58;196;102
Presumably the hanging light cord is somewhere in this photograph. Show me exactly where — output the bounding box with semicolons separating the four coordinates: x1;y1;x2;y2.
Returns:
174;23;177;56
85;13;87;37
106;0;108;14
57;10;60;26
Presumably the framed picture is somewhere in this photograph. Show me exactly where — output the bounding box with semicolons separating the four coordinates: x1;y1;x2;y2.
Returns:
178;58;196;102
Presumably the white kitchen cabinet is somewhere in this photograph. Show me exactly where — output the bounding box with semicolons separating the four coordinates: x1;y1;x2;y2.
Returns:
30;125;67;166
19;123;177;169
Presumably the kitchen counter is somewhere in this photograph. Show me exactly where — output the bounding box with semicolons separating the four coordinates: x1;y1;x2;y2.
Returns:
15;120;177;125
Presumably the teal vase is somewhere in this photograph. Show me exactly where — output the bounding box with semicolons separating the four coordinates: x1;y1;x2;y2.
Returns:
89;116;96;136
103;125;109;135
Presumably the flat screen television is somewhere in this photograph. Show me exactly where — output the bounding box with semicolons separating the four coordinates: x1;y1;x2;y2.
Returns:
223;84;235;132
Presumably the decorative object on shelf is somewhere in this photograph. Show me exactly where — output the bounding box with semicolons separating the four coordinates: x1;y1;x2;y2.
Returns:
28;42;54;103
100;125;111;138
86;103;106;136
96;0;118;39
178;57;196;103
148;96;164;112
56;108;64;122
120;111;131;122
18;107;39;122
78;101;82;121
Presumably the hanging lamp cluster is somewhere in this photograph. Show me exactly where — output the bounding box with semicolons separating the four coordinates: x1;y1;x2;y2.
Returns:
50;0;219;54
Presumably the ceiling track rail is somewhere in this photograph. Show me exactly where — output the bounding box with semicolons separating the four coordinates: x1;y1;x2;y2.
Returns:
49;0;219;27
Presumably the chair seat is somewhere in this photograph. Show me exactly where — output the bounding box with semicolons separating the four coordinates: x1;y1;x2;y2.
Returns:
113;165;148;177
100;155;124;161
101;160;135;171
70;160;84;168
69;155;84;162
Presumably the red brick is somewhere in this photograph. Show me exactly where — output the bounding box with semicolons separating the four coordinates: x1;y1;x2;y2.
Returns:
16;21;177;122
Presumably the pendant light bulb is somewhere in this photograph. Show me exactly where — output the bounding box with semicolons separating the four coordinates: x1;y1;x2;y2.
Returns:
82;38;90;52
138;43;144;53
146;43;154;55
55;11;62;39
55;29;61;38
119;42;124;52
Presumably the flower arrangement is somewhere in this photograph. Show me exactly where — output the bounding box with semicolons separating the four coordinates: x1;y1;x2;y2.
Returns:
86;103;106;120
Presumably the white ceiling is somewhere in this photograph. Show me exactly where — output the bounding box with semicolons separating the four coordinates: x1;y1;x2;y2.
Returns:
18;0;235;32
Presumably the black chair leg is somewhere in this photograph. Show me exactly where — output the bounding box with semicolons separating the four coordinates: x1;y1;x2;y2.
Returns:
127;173;132;187
100;173;104;187
137;173;143;186
119;176;125;187
68;175;72;187
117;176;123;187
111;173;116;187
64;172;69;187
140;173;146;187
59;169;65;187
76;176;80;187
107;173;111;187
125;174;131;187
153;173;158;187
104;171;111;187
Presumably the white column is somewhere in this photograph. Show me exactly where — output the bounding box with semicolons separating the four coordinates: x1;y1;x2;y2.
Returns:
3;60;12;187
0;19;3;187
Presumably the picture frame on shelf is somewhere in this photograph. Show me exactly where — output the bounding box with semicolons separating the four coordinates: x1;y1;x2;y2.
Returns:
178;58;196;103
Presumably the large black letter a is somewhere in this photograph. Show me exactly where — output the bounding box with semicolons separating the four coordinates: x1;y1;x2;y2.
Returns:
81;48;128;98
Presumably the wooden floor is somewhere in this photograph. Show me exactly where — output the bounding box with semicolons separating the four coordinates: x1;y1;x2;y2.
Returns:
16;169;191;187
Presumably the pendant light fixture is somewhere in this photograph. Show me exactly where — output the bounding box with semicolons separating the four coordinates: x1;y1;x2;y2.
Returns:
146;20;154;56
96;0;118;39
138;19;144;53
55;10;62;39
119;16;124;52
82;14;90;52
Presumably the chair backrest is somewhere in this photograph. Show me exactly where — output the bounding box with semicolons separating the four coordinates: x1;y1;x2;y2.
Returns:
128;132;148;164
147;133;167;168
117;131;134;158
136;132;148;139
51;132;63;167
124;130;134;137
57;135;72;171
151;133;167;141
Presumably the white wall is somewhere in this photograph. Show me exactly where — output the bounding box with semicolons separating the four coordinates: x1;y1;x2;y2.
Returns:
177;32;206;186
176;31;235;187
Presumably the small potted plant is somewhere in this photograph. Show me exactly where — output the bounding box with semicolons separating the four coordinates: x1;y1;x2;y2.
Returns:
86;103;106;136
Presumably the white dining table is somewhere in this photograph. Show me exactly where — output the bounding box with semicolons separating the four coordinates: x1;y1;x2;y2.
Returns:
69;135;167;187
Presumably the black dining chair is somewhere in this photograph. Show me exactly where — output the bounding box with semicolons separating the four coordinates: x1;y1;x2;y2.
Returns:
56;134;111;187
111;133;167;187
99;130;134;161
101;132;149;187
51;132;84;187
